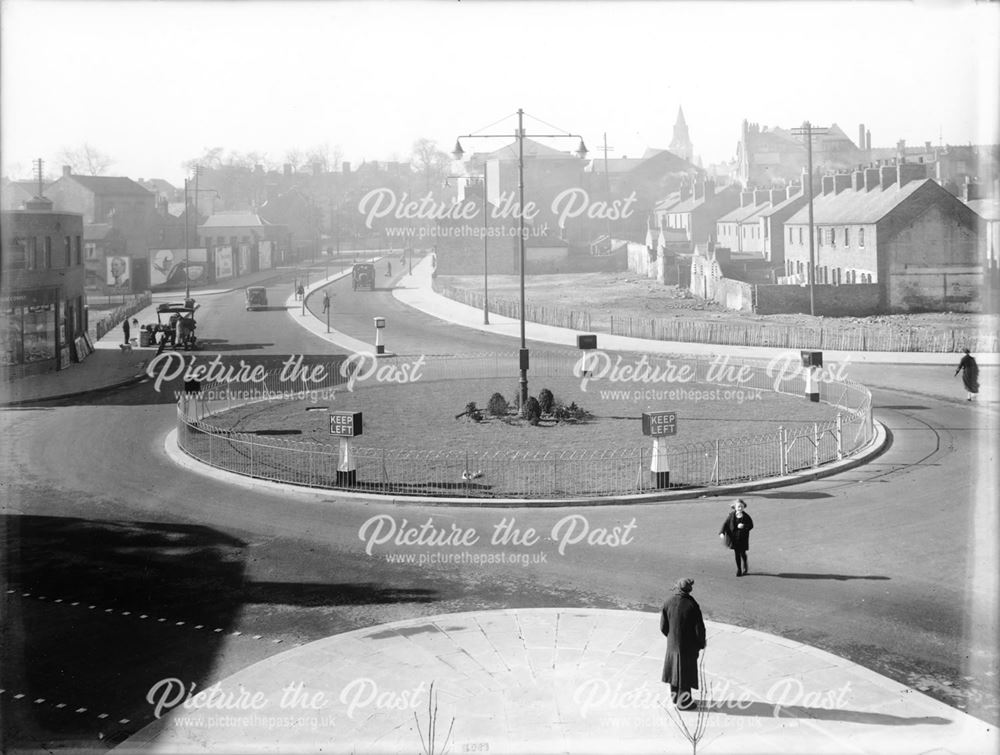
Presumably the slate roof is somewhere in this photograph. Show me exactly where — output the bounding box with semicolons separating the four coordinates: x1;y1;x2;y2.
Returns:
757;190;807;218
718;202;770;223
966;198;1000;221
201;212;271;228
68;175;153;197
477;138;580;162
785;179;932;225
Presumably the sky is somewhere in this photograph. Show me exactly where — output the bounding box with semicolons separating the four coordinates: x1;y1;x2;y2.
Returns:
2;0;998;187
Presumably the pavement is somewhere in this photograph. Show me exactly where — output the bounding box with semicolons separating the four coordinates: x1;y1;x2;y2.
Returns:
6;255;998;753
119;608;996;754
0;259;343;406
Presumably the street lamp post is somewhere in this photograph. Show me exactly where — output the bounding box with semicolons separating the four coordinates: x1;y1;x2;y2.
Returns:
183;166;217;308
453;108;587;412
445;170;491;324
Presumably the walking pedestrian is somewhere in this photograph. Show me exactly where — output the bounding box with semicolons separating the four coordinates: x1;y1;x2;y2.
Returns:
122;317;131;345
660;577;706;710
955;348;979;401
719;499;754;577
322;290;330;313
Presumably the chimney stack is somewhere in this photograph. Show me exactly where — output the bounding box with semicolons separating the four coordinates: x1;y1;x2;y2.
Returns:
866;130;872;151
852;168;865;191
858;123;866;151
753;188;770;205
62;165;72;177
864;166;881;191
769;188;786;205
964;180;980;202
679;181;691;202
694;180;705;201
898;162;927;187
786;182;802;200
834;172;851;194
821;175;835;195
880;164;897;190
740;189;754;207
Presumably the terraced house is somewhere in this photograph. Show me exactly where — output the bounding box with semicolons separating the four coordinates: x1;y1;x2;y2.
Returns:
782;161;982;312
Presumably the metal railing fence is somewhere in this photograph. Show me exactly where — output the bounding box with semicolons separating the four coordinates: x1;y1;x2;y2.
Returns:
175;351;874;500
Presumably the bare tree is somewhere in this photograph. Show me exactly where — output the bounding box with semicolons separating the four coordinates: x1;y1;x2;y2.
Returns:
411;138;450;192
55;143;114;175
305;142;344;173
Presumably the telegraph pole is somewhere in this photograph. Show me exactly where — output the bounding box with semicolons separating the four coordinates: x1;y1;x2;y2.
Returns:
792;122;829;316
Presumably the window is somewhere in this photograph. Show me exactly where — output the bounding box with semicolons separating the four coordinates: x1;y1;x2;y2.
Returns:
75;236;82;265
798;227;803;244
43;237;52;268
789;227;794;244
5;237;27;270
829;228;836;247
65;236;72;267
859;227;865;248
816;227;822;246
26;237;37;270
844;227;849;246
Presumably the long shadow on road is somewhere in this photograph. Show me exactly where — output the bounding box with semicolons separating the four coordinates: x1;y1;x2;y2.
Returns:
0;514;438;751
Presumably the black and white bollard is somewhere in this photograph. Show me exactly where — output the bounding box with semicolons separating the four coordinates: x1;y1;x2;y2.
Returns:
801;350;822;402
374;316;386;355
642;411;677;489
577;334;597;377
650;437;670;489
331;411;363;486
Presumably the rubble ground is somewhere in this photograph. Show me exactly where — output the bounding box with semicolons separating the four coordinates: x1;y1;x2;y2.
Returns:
441;272;998;336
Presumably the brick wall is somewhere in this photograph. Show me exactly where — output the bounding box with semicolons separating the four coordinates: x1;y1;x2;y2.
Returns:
754;283;882;315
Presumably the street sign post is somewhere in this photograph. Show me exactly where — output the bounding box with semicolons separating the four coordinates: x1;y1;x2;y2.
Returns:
330;411;363;485
642;411;677;488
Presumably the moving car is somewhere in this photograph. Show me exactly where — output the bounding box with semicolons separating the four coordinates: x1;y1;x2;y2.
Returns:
245;286;268;310
352;263;376;291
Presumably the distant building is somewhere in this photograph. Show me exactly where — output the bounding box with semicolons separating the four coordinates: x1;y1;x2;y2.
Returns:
668;107;694;164
654;178;741;251
198;211;287;281
783;163;982;311
44;168;156;291
1;196;86;377
583;148;701;242
736;120;866;187
1;178;48;211
461;138;587;237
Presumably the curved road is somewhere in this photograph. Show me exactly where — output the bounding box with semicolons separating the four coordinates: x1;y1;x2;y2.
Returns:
1;261;996;750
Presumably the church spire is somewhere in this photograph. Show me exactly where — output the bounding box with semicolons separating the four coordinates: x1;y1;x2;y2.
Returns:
669;106;693;163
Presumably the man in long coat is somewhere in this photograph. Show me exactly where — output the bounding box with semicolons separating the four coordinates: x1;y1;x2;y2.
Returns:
660;577;706;710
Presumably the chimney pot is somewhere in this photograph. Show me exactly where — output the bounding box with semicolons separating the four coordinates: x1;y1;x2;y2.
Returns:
62;165;72;177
